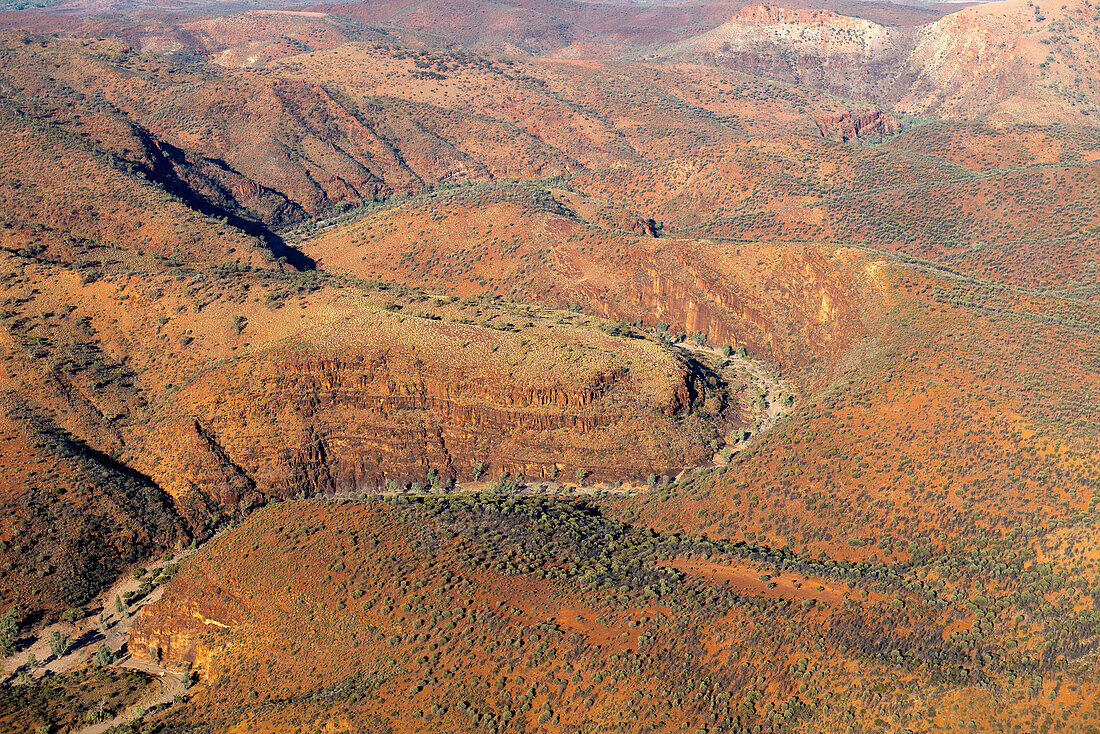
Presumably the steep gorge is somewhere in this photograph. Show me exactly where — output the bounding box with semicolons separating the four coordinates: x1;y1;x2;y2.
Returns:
0;251;738;616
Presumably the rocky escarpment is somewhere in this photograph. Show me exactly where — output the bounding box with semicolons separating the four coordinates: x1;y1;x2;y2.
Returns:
0;238;738;615
814;110;902;142
548;240;869;379
602;258;776;356
127;575;242;679
141;322;729;522
623;217;661;238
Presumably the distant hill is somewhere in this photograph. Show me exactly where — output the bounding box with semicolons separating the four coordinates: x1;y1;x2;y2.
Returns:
659;0;1100;125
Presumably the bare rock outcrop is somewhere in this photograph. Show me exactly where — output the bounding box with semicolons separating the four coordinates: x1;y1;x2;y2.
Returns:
814;109;903;141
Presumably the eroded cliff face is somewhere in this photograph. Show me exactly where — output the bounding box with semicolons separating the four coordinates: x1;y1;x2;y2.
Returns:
585;252;776;356
128;577;241;679
813;110;902;142
139;315;727;522
728;4;893;44
899;8;1018;121
124;229;875;528
554;240;871;381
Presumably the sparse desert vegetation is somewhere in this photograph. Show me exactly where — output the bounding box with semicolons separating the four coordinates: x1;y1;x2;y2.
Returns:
0;0;1099;732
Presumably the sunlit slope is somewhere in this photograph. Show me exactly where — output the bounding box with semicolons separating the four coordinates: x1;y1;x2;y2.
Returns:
129;497;1100;734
